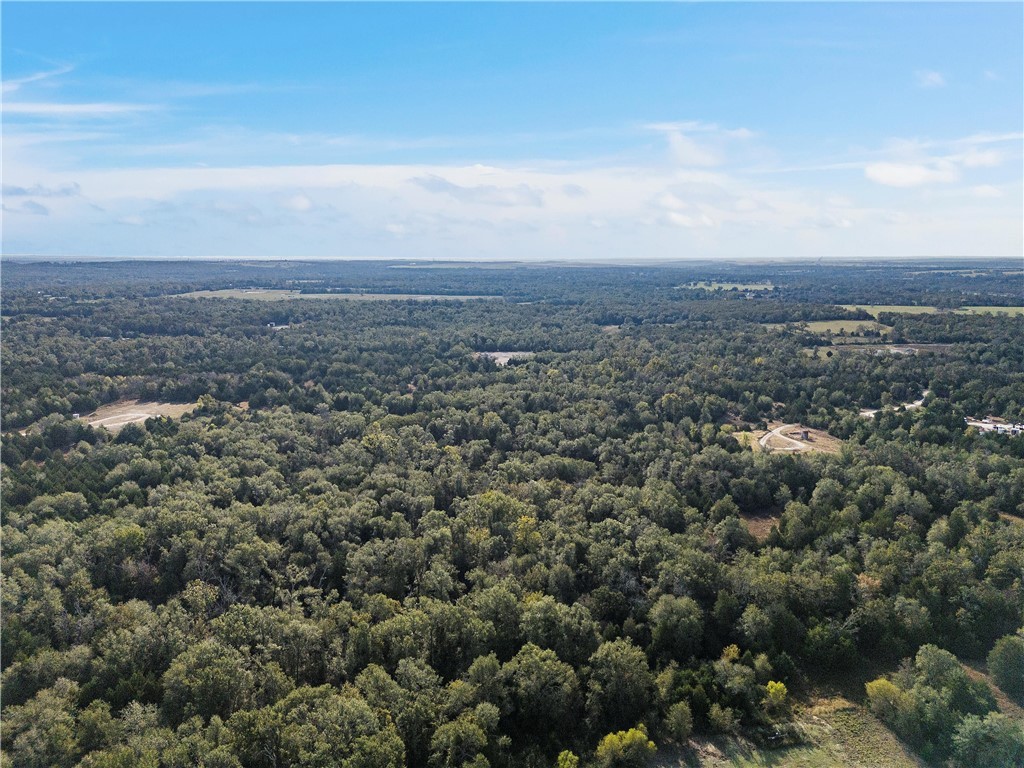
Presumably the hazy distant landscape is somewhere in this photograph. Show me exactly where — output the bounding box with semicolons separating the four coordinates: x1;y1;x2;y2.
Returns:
3;258;1023;767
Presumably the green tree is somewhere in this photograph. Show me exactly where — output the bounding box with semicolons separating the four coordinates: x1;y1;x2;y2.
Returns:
987;634;1024;703
593;725;656;768
951;712;1024;768
586;639;656;734
162;639;255;725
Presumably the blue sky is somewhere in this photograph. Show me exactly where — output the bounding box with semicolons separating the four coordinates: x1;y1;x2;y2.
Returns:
3;2;1022;260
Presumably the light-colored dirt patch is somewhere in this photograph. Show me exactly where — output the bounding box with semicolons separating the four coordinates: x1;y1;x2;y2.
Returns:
82;400;197;432
600;325;622;334
859;391;929;419
813;344;951;359
474;351;536;366
758;423;841;455
741;514;779;542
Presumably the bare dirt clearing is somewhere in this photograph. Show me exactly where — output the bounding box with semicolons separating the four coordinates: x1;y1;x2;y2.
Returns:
809;344;952;359
474;351;537;366
741;514;779;542
735;424;842;455
82;400;197;432
859;391;929;419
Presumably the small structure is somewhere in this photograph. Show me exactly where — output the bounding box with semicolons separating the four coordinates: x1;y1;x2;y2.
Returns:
801;430;810;441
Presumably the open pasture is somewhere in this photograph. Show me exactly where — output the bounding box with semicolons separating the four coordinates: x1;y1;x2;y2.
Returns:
840;305;939;318
958;305;1024;316
801;319;891;336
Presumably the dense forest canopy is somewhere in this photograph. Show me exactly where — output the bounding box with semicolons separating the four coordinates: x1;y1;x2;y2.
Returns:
2;259;1022;767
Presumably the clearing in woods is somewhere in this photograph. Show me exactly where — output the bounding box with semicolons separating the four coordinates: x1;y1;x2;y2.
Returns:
842;304;1024;318
474;351;537;366
957;305;1024;316
840;305;939;317
177;289;499;301
81;400;197;432
654;696;923;767
800;320;891;337
735;423;842;455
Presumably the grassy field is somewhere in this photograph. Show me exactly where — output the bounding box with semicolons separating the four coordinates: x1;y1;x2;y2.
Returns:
178;289;500;301
839;303;1024;319
958;305;1024;316
801;320;891;336
840;305;939;318
685;282;774;291
655;696;922;768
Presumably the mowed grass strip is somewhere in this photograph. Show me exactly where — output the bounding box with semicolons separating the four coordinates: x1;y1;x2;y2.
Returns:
958;306;1024;316
841;305;939;318
178;289;500;301
801;320;891;335
843;304;1024;319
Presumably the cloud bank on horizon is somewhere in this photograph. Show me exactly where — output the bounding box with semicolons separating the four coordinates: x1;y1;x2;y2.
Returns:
2;3;1021;260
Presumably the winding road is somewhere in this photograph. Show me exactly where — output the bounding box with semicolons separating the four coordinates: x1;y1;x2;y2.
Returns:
758;424;807;452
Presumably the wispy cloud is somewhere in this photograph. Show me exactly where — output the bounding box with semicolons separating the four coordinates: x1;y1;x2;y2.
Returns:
645;121;753;168
2;101;159;117
2;182;80;197
2;200;50;216
915;70;946;89
412;174;544;207
864;161;959;188
1;64;74;94
646;121;754;140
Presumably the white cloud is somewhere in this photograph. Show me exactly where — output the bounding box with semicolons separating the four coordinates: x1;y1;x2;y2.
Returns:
1;65;74;94
957;149;1001;168
666;132;719;167
2;101;158;116
915;70;946;89
282;194;314;212
864;161;959;187
412;174;544;207
645;120;754;167
2;120;1018;259
969;185;1002;199
3;200;50;216
645;120;753;138
661;211;715;228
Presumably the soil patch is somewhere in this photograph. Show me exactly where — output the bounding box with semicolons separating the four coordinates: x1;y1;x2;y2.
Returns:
82;400;197;432
475;351;537;366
